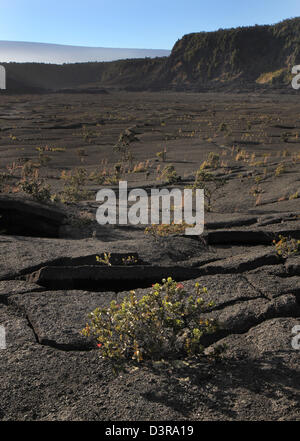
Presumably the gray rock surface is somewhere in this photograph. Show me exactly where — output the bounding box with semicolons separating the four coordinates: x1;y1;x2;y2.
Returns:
8;290;116;349
0;196;300;421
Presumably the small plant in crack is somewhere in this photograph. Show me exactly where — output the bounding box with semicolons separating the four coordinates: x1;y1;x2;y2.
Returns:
273;235;300;258
186;169;226;212
122;255;138;265
144;221;193;240
17;168;52;203
58;168;93;202
81;278;219;375
96;252;112;266
156;149;167;162
158;165;181;184
274;163;285;177
0;172;11;193
199;152;220;170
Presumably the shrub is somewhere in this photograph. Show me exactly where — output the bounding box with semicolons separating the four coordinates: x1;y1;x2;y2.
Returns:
200;152;220;170
235;149;248;162
281;132;289;143
17;168;51;203
38;152;52;167
113;137;134;164
273;235;300;258
50;147;66;152
59;168;93;202
159;165;181;184
0;172;10;192
18;178;51;202
289;191;299;200
144;221;192;239
81;278;218;372
187;169;226;212
21;160;40;177
89;169;106;185
156;150;166;162
96;252;112;266
218;122;228;132
122;255;138;265
275;163;285;177
110;162;125;180
131;160;150;173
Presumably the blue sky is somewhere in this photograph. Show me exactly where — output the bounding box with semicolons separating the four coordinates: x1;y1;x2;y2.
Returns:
0;0;299;49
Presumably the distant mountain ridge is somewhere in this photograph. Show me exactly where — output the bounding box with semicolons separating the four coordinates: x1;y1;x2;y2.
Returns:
1;17;300;92
0;41;171;63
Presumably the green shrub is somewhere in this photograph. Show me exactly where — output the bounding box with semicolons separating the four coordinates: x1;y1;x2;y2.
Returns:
89;170;106;185
187;169;226;212
156;150;166;162
144;222;192;239
18;178;51;202
0;172;10;192
289;191;299;200
159;165;181;184
121;255;138;265
96;252;112;266
38;152;52;167
200;152;220;170
59;168;93;202
275;163;285;177
273;235;300;258
81;278;218;372
17;167;51;203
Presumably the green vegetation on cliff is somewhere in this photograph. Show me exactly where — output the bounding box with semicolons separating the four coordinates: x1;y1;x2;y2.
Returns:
165;17;300;88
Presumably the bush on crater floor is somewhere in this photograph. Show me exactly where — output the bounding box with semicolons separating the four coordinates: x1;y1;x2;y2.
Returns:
273;235;300;258
17;167;51;203
58;168;93;202
81;278;219;373
144;221;192;239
